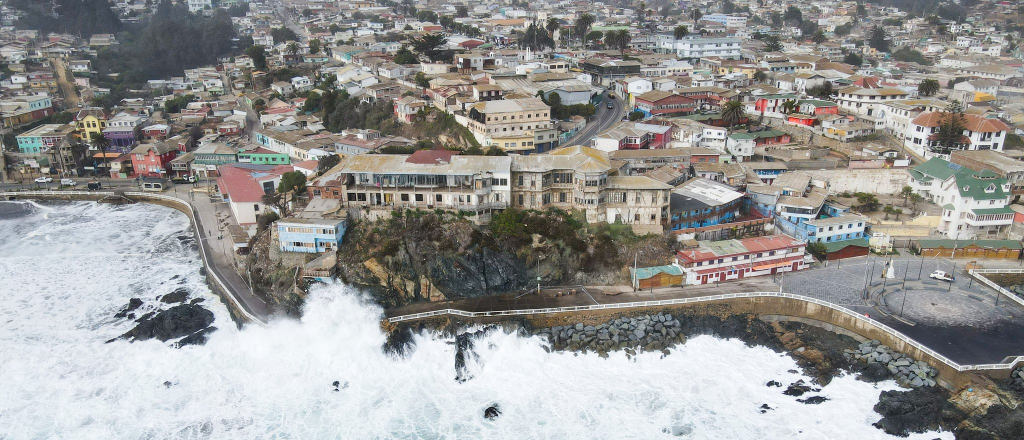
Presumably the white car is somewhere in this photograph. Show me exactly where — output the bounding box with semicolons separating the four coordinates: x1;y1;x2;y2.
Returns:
60;179;77;186
929;270;955;282
34;177;53;183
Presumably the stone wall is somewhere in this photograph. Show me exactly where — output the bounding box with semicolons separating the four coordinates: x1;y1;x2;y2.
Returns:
803;168;909;195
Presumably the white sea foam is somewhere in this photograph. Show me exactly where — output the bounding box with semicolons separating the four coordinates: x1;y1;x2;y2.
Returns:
0;202;954;439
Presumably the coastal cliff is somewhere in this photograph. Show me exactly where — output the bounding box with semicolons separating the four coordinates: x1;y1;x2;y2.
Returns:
336;209;675;309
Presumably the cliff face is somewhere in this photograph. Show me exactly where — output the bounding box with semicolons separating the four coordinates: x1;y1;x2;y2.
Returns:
337;209;676;309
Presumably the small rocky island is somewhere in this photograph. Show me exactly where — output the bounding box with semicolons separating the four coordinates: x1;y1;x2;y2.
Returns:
109;287;217;347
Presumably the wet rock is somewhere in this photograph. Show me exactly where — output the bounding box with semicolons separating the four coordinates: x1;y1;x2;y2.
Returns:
114;298;144;319
382;323;415;358
189;298;204;305
163;381;174;388
959;404;1024;439
798;396;829;405
484;404;501;420
759;404;773;413
111;304;215;346
783;380;818;397
160;288;189;304
766;381;782;387
176;326;216;347
872;387;963;437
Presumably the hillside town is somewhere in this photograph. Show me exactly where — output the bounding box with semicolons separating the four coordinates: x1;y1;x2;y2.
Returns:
3;0;1024;293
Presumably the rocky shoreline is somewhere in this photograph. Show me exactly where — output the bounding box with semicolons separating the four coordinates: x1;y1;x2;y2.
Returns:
388;311;1024;438
108;285;217;348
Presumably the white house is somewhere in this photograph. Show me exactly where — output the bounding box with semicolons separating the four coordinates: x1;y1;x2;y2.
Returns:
907;158;1014;239
905;111;1009;160
657;36;742;60
290;76;313;93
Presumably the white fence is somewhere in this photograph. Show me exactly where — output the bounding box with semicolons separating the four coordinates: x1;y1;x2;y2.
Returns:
969;269;1024;308
387;291;1024;373
3;190;267;326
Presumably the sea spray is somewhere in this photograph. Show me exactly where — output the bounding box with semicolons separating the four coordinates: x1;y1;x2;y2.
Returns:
0;201;954;439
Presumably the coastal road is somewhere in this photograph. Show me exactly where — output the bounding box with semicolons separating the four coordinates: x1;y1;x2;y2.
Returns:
563;91;624;147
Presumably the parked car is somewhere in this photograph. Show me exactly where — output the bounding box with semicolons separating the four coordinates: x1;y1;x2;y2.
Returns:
34;176;52;183
60;179;77;186
929;270;955;282
87;181;102;190
607;100;614;109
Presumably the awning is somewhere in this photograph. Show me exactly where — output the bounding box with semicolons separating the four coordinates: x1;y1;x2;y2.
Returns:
752;259;799;271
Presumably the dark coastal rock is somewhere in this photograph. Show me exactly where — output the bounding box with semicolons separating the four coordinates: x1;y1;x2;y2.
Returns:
958;404;1024;439
797;396;829;405
484;404;501;420
759;404;773;413
160;288;189;304
190;298;204;305
114;298;144;319
454;332;474;383
783;380;818;397
176;326;217;347
872;387;963;437
381;323;415;358
766;381;782;388
853;362;892;383
111;304;215;346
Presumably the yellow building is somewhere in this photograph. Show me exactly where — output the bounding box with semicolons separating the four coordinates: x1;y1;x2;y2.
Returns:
75;107;108;141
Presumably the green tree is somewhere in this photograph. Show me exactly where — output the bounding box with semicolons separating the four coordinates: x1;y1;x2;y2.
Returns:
721;100;746;127
900;185;913;206
806;242;828;261
414;71;430;88
89;132;111;177
855;192;880;212
393;46;418;64
456;5;468;17
246;45;268;70
410;33;448;62
933;100;967;156
317;154;341;174
753;70;769;83
784;5;803;25
574;13;596;46
918;79;940;97
606;29;631;56
628;111;645;121
909;193;925;210
689;8;702;25
308;39;321;55
781;99;798;114
278;171;307;209
763;35;783;52
869;25;890;52
811;29;827;44
546;18;561;49
844;51;863;67
674;25;689;41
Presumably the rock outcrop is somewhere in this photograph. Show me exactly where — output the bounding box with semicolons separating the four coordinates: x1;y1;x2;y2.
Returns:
872;387;963;437
111;304;216;347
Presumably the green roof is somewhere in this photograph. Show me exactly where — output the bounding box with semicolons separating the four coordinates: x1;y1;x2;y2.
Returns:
954;169;1009;200
910;157;961;182
798;99;837;107
971;207;1015;215
631;265;684;280
822;238;870;253
916;239;1023;250
942;203;955;210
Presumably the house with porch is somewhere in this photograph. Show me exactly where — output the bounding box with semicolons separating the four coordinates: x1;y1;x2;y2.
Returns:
276;217;347;253
130;142;178;178
676;234;807;285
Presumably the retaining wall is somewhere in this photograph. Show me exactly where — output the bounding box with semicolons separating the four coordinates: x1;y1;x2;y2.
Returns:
389;292;1024;389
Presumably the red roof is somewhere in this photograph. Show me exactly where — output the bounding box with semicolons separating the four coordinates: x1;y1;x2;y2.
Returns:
216;164;294;203
405;149;460;164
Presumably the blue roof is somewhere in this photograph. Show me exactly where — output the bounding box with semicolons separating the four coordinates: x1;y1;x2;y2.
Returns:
631;265;684;279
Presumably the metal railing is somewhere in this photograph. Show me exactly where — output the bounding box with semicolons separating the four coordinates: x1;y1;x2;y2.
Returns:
386;290;1024;372
969;269;1024;308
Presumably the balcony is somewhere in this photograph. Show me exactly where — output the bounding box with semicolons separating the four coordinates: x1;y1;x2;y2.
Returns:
965;208;1014;226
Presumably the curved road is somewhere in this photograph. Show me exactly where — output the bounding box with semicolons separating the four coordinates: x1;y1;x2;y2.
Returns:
564;91;624;147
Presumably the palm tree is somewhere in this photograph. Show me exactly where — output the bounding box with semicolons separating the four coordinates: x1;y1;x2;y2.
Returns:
608;29;631;56
89;132;111;178
918;79;940;97
811;29;827;44
674;25;689;41
689;8;703;25
286;42;300;63
781;99;798;115
574;13;595;48
721;100;746;128
546;18;560;49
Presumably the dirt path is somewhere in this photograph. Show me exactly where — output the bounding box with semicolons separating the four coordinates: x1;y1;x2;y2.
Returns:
49;57;81;109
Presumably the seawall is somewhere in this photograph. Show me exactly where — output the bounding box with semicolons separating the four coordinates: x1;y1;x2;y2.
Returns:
389;293;1024;390
2;190;266;326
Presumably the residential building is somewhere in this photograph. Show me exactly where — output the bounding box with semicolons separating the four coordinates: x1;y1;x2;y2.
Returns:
593;122;672;152
130;142;179;178
276;217;347;253
950;150;1024;195
835;85;909;117
793;212;868;244
633;91;697;118
668;177;746;238
609;147;719;175
658;36;742;60
581;58;641;86
238;147;292;165
394;96;428;123
905;112;1009;159
15;123;74;156
75;107;109;141
725;130;791;161
0;94;54;129
676;234;807;285
907;157;1014;239
217;163;295;226
465;97;557;153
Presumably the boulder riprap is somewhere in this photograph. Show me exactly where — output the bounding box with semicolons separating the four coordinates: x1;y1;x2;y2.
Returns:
110;303;215;347
484;404;501;420
845;340;938;388
533;312;688;357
